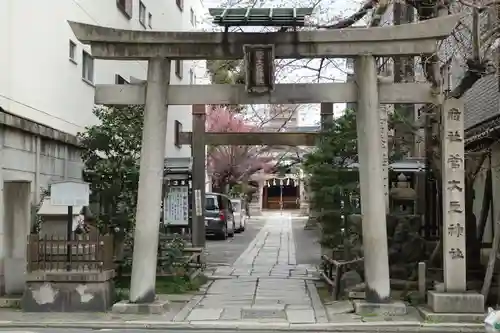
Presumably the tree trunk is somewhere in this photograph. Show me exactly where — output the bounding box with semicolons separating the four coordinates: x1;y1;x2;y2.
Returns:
482;152;498;300
481;196;499;300
477;168;492;243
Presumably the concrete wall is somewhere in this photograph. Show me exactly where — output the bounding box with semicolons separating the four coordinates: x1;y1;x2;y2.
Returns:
0;0;205;159
0;110;84;295
2;127;82;190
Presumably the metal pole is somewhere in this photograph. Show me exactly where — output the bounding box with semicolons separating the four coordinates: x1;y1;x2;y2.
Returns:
66;205;73;271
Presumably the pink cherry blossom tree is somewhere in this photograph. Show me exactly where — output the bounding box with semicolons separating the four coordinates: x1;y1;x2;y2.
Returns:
206;106;274;193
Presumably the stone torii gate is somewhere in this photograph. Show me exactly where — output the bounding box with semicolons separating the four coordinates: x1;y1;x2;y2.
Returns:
69;13;480;315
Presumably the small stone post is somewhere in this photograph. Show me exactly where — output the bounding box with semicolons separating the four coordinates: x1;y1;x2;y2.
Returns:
418;261;426;298
441;98;466;292
191;104;206;248
129;58;171;303
354;56;391;303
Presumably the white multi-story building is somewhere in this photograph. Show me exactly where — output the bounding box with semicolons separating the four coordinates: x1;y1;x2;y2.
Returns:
0;0;205;295
0;0;204;157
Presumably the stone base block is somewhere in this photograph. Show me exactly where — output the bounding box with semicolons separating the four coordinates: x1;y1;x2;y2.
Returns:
418;306;484;323
427;291;484;313
112;299;170;314
21;270;115;312
353;300;407;316
5;258;25;295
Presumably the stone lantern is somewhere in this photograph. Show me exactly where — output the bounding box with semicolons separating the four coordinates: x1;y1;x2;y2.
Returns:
389;173;417;215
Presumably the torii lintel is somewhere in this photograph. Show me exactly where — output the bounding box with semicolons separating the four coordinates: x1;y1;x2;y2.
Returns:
67;14;461;60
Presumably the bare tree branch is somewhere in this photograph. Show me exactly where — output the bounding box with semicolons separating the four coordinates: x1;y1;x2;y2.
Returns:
317;0;378;29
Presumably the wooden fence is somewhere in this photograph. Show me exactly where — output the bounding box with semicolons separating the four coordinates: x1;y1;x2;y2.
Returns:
27;234;114;272
320;254;364;300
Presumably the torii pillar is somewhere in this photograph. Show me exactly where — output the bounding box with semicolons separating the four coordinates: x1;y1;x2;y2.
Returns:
191;104;206;248
353;56;397;312
129;58;171;304
320;103;333;129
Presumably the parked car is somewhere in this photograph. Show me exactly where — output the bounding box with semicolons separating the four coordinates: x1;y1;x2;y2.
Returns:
205;192;235;240
230;198;246;233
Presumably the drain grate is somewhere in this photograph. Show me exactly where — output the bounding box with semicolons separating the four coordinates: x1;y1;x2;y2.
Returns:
241;308;287;319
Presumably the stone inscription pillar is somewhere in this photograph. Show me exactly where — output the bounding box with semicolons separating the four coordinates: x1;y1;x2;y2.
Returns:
355;56;391;302
129;58;171;303
441;98;466;292
191;104;206;248
380;105;390;210
425;97;484;317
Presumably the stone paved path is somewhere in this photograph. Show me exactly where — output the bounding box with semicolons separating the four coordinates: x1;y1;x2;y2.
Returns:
178;212;327;323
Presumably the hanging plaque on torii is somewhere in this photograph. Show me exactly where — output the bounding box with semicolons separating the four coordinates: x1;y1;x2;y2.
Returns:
209;7;313;94
244;44;275;94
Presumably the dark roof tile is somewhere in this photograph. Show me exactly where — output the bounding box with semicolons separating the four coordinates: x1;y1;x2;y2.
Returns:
464;74;499;129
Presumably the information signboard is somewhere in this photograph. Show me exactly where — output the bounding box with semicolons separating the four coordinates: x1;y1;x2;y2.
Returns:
164;180;190;226
50;181;90;206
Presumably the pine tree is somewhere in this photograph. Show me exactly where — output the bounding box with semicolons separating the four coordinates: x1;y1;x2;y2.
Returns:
303;109;361;255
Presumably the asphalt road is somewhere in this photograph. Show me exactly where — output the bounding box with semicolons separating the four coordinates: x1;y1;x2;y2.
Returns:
204;217;265;266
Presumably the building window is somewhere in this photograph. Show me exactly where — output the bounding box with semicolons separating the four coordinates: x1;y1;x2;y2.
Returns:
82;51;94;84
175;60;183;79
190;8;195;26
148;13;152;28
189;69;195;84
139;1;146;27
174;120;183;148
115;74;129;84
176;0;183;11
116;0;133;19
69;40;77;63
